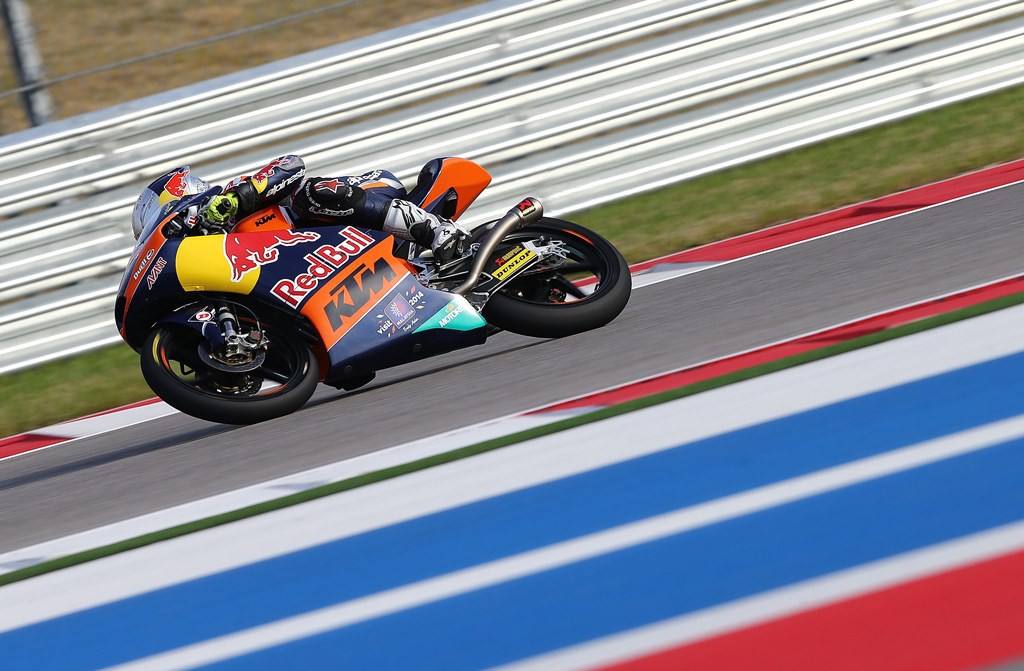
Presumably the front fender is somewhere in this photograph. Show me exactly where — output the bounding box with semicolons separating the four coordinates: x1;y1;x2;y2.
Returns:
156;302;225;350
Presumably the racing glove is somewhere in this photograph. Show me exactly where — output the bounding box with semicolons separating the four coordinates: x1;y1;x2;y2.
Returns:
203;193;240;224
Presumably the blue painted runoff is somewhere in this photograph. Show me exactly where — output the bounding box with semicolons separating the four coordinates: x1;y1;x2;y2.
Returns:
207;436;1024;670
3;352;1024;670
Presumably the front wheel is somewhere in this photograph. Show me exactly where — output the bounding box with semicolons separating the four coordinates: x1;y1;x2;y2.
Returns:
140;321;319;425
482;218;631;338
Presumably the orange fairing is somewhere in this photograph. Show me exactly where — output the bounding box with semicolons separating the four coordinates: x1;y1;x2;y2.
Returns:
119;220;170;337
302;240;409;350
417;158;492;220
232;205;295;233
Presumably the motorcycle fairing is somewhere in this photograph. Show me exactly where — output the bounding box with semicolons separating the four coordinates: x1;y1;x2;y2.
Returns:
117;222;174;340
119;197;491;382
300;236;411;350
294;235;488;382
414;296;486;333
318;276;487;384
408;157;492;220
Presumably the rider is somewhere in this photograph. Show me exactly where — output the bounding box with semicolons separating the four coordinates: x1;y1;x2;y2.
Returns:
130;155;470;262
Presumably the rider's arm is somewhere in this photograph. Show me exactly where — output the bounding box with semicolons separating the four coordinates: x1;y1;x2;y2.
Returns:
227;155;307;217
205;155;307;225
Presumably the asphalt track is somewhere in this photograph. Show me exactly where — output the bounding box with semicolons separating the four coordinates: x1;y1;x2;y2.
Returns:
1;182;1022;553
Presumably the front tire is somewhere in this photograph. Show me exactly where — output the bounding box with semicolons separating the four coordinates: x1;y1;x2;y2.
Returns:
482;218;630;338
141;322;319;425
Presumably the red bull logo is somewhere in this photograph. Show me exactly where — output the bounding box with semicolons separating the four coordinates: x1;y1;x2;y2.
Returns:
223;229;321;282
271;227;376;307
163;168;190;199
252;158;288;193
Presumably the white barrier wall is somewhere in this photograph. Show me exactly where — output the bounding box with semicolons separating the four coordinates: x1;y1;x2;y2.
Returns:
0;0;1021;373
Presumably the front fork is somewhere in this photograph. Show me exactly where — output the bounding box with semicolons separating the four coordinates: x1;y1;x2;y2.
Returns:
161;301;268;373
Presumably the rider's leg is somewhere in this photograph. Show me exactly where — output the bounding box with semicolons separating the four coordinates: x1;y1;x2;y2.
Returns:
381;200;469;263
292;178;469;263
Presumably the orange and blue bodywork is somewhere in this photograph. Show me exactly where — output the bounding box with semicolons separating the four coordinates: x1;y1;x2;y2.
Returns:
411;157;492;219
116;202;489;387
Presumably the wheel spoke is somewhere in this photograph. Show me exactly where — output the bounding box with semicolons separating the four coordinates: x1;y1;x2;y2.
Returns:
259;366;291;384
552;274;589;299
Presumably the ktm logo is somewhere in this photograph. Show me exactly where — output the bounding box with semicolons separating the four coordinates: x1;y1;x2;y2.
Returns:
322;256;398;332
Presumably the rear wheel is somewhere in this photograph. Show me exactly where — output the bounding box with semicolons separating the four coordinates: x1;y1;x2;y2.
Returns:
482;218;630;338
140;320;318;425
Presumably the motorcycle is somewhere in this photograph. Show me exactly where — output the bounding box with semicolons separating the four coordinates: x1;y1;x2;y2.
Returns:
115;157;631;424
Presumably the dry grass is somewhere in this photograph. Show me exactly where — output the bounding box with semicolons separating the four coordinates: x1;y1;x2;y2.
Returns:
0;0;480;131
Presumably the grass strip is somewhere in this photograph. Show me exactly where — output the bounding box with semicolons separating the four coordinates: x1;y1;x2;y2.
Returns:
3;289;1022;587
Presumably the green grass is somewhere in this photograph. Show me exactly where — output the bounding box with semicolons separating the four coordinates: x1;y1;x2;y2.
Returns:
4;288;1022;587
2;83;1023;437
573;84;1024;262
0;346;150;434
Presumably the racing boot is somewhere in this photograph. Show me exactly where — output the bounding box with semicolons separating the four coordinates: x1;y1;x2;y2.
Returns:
383;200;469;264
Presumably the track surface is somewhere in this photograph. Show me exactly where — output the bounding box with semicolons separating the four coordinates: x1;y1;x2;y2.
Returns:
1;182;1022;552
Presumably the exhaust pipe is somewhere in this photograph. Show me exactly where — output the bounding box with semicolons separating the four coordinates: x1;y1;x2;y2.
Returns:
453;197;543;296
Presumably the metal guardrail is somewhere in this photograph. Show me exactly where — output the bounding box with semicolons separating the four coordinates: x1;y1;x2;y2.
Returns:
0;0;1021;374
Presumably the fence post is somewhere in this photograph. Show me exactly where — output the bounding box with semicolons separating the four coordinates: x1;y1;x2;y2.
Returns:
0;0;53;127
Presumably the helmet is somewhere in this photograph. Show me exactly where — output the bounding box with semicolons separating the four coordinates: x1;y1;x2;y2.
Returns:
131;166;210;239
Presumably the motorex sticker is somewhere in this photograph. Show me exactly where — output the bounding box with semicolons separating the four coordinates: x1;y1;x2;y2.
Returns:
414;296;486;332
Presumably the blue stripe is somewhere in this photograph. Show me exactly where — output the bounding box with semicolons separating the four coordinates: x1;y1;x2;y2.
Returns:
205;436;1024;671
3;352;1023;670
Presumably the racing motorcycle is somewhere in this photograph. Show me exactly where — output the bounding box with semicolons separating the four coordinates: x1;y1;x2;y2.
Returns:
115;158;631;424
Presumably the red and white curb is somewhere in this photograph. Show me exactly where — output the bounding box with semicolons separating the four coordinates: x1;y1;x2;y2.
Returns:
0;399;174;462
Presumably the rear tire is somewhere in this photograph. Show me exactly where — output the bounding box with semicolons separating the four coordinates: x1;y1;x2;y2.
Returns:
141;322;319;425
482;218;630;338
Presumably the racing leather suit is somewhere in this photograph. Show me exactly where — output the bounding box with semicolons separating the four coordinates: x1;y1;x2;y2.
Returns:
217;155;466;259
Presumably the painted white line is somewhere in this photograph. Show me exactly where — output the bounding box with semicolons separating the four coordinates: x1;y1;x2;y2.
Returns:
491;520;1024;671
0;401;178;465
3;305;1023;630
629;262;717;288
103;414;1024;671
50;402;176;439
1;287;1021;580
0;412;575;575
2;269;1019;576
